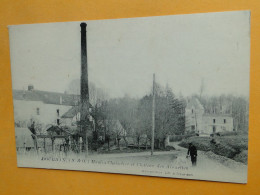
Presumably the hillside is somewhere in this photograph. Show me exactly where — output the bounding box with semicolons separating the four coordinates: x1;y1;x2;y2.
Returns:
179;134;248;164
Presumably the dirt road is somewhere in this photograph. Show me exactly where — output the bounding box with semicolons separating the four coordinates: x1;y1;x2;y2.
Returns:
90;142;247;183
17;142;247;183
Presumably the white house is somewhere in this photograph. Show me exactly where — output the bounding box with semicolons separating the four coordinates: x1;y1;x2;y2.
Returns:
185;98;205;134
185;97;234;136
13;85;79;133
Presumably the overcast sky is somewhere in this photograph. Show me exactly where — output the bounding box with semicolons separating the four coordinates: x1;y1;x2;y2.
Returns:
9;11;250;98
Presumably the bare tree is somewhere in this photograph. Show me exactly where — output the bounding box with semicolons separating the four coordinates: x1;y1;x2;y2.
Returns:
66;79;109;106
199;78;206;99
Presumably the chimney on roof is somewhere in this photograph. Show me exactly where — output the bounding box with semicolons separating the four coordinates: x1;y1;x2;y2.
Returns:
28;85;34;91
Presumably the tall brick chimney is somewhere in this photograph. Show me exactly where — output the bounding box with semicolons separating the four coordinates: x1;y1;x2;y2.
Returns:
80;22;89;121
80;22;90;154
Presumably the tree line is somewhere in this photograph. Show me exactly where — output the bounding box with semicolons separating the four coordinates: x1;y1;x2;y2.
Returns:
91;83;186;150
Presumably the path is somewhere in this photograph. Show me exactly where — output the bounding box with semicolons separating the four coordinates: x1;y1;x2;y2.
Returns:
17;142;247;183
89;142;247;183
168;142;247;183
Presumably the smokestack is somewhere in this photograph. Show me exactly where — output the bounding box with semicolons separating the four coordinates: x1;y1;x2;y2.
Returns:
80;22;89;154
80;22;89;122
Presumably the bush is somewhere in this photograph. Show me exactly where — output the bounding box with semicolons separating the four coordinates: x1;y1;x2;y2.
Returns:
234;150;248;164
220;136;248;151
169;134;196;142
165;145;175;151
211;142;237;158
179;136;212;151
178;135;248;163
218;131;238;136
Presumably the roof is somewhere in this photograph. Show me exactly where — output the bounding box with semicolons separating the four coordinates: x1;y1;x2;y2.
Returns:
15;127;35;148
61;106;80;118
186;98;204;110
13;89;79;106
46;125;62;132
62;125;79;135
46;125;79;135
61;103;93;118
203;113;233;118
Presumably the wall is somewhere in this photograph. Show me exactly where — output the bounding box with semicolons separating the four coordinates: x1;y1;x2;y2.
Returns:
185;106;204;133
201;115;234;135
13;100;72;129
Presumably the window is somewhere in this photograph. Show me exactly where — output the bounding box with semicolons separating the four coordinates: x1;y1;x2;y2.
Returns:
213;119;215;123
36;108;40;115
191;109;193;114
57;119;60;125
224;119;226;123
213;126;216;133
57;109;60;117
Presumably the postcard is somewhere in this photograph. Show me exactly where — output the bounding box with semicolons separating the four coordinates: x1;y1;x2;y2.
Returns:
9;10;250;183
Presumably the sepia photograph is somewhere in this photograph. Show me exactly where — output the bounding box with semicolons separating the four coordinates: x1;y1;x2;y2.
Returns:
9;10;250;183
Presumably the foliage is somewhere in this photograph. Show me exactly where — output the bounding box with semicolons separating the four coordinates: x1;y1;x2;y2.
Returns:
136;84;186;148
234;150;248;164
66;79;109;106
179;135;248;163
91;83;186;150
169;134;195;142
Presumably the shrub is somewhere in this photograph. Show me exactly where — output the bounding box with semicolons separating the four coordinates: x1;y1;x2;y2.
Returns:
179;136;212;151
218;131;238;136
234;150;248;164
165;145;175;151
169;134;196;142
178;135;248;163
220;136;248;151
211;142;237;158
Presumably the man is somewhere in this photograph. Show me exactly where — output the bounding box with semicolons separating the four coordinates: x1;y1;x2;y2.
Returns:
187;142;197;166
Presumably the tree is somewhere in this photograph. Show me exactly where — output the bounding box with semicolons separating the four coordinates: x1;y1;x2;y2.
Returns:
231;96;249;132
66;79;109;106
136;84;185;149
136;95;152;148
90;84;186;150
199;78;206;99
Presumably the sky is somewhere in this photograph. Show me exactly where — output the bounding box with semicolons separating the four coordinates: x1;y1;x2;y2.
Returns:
9;11;250;98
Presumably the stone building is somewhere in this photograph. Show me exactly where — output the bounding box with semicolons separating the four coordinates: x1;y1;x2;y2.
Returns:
185;97;234;136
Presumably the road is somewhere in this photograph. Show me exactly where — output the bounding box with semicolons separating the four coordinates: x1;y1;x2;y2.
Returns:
88;142;247;183
168;142;247;183
17;142;247;183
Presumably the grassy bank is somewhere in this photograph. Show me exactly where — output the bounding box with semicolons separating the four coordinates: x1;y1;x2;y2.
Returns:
179;135;248;164
99;145;175;154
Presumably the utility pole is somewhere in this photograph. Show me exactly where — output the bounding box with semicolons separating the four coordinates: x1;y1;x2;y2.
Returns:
151;74;155;155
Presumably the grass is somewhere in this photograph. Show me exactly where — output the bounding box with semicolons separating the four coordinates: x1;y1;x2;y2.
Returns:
98;146;175;154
